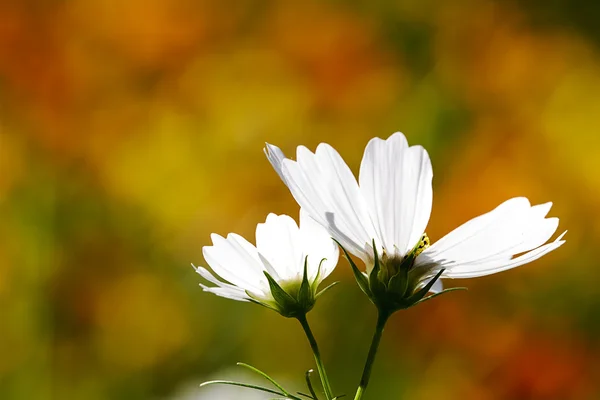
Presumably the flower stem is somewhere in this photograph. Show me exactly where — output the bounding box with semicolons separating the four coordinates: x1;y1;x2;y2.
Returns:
353;310;390;400
297;314;334;400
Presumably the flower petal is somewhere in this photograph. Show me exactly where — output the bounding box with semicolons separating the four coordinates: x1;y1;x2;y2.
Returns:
202;233;267;293
195;264;240;290
414;197;566;278
264;143;287;184
199;284;252;302
255;213;303;281
442;232;566;278
280;144;377;262
196;264;253;300
359;132;433;257
299;208;340;282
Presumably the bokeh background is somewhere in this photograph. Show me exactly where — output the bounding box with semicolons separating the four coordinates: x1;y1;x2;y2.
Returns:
1;0;600;399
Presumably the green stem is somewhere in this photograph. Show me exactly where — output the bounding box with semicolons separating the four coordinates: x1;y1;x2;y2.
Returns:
353;310;390;400
297;314;334;400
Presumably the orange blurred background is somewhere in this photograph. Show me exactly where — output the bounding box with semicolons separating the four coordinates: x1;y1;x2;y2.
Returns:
1;0;599;399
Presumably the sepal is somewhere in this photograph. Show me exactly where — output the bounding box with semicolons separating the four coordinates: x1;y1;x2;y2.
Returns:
315;281;340;299
405;268;445;305
251;257;334;318
334;239;371;298
407;286;468;308
298;257;313;307
368;240;387;302
263;271;303;316
339;236;465;315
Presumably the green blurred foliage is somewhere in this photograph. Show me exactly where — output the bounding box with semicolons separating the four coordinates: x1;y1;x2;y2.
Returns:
1;0;599;399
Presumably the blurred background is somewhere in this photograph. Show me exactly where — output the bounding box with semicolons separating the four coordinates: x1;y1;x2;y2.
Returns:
1;0;599;399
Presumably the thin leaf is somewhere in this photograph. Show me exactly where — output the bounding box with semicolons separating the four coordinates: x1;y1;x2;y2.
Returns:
297;392;317;399
304;369;320;400
237;362;289;395
199;380;285;397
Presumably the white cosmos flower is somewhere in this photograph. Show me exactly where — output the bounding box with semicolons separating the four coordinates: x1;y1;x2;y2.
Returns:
265;132;565;308
195;210;339;317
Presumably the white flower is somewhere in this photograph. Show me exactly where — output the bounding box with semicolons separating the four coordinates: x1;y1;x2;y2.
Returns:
265;132;565;309
195;211;339;317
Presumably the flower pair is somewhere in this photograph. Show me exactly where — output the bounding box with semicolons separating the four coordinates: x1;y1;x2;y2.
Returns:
195;132;565;316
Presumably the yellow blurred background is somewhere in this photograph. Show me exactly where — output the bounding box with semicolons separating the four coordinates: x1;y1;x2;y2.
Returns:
1;0;599;399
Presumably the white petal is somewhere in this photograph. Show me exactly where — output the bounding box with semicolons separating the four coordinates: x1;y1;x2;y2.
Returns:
195;265;239;290
414;198;565;278
299;208;340;282
359;132;433;257
280;144;377;262
255;213;303;281
418;197;530;263
264;143;287;183
202;233;267;293
443;232;566;278
199;284;251;302
195;264;253;301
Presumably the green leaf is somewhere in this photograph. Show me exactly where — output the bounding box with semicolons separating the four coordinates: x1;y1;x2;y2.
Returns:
333;239;370;297
237;362;290;395
199;380;285;397
297;392;317;399
304;369;320;400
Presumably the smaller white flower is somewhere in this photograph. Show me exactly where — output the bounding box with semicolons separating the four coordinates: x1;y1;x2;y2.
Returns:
195;211;339;317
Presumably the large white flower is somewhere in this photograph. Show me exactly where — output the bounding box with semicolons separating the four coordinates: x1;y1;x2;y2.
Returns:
265;132;565;309
195;210;339;317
